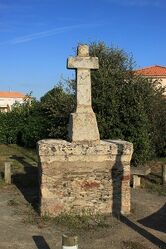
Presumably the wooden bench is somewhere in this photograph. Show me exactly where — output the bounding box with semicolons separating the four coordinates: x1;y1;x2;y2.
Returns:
131;167;151;188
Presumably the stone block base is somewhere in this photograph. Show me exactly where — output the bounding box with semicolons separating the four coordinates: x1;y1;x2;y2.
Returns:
37;139;133;217
68;112;100;145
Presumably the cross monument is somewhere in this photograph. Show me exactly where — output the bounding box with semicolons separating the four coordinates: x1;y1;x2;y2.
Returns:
67;45;100;145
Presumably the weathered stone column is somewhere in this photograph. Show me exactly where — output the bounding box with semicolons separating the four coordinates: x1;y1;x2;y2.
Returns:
5;161;11;184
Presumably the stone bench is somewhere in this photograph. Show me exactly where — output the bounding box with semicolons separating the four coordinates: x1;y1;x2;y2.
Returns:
131;167;151;188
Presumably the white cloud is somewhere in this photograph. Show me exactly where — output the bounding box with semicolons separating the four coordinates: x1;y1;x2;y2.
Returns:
0;23;100;45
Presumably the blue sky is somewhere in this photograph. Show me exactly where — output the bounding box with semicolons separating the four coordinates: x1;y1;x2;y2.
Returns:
0;0;166;99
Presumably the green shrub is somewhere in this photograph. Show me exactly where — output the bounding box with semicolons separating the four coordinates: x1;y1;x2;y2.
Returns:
90;42;158;164
40;85;75;139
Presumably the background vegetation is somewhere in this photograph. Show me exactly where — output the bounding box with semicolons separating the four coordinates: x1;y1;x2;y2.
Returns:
0;42;165;166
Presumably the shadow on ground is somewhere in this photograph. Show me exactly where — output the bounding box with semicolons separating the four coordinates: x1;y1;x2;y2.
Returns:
119;215;166;249
112;142;166;249
11;155;39;212
138;203;166;233
33;236;51;249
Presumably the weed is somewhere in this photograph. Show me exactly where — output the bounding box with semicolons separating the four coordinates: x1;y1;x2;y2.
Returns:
7;199;19;206
21;203;39;224
158;157;166;164
54;210;109;230
141;179;166;196
0;178;5;187
121;240;149;249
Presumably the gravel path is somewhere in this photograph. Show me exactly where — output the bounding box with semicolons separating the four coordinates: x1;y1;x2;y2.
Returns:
0;185;165;249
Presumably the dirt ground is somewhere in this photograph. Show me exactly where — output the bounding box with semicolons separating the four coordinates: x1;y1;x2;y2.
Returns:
0;184;165;249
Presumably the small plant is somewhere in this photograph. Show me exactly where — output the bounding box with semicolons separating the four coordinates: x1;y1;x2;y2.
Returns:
121;240;149;249
54;209;109;230
22;203;39;224
7;199;19;206
141;180;166;196
0;178;5;187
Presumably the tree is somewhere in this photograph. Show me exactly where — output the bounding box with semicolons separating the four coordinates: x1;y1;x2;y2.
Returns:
15;100;48;147
88;42;156;165
40;85;75;139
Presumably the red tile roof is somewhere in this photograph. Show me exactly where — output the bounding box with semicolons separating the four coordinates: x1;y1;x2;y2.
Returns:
0;91;25;98
135;65;166;77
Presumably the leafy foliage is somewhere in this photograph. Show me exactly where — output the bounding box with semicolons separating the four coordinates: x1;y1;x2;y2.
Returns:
90;42;158;164
90;43;165;164
0;99;47;147
40;85;75;139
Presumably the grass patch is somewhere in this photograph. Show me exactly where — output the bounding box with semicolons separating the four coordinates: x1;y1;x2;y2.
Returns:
139;158;166;196
0;144;37;167
53;210;109;230
121;241;149;249
157;157;166;164
22;203;39;224
7;199;19;206
0;144;38;181
0;178;5;187
0;144;39;211
141;179;166;196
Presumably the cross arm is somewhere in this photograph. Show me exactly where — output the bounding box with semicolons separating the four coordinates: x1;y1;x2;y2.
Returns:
67;56;99;69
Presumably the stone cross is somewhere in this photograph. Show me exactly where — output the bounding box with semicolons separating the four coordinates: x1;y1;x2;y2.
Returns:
67;45;100;145
68;45;99;113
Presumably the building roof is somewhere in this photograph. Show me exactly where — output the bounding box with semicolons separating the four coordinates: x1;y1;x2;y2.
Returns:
0;91;25;98
135;65;166;77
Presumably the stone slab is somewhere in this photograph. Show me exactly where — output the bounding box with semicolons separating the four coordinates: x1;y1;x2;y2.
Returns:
131;167;151;176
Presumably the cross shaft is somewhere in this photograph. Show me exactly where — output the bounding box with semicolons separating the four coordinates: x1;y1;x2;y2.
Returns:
67;45;99;112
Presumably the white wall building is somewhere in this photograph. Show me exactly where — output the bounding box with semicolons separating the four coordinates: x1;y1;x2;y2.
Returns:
135;65;166;96
0;91;26;112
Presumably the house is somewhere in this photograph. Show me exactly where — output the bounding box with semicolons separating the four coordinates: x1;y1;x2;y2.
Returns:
0;91;26;112
135;65;166;95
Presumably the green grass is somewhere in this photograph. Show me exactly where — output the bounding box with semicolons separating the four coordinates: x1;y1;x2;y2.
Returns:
121;241;148;249
0;144;37;161
158;157;166;163
141;179;166;196
140;158;166;196
53;210;109;230
0;144;39;216
0;144;37;173
0;178;5;187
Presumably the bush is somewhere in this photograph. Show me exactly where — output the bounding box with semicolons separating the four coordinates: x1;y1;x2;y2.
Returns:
90;42;158;165
0;99;47;147
40;85;75;139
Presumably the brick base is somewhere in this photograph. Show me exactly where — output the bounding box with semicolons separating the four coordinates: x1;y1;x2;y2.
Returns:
37;139;133;217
